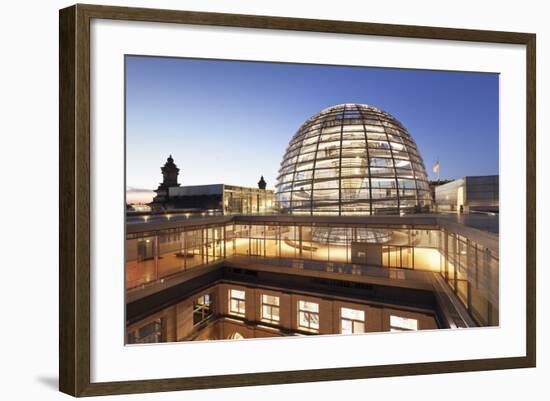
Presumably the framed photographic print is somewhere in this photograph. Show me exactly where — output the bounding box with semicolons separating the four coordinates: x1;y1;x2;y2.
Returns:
59;3;536;397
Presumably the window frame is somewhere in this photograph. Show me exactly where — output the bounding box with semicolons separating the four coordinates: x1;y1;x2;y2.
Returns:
228;288;246;317
260;294;281;323
340;307;366;334
389;314;419;331
297;300;320;332
192;294;213;326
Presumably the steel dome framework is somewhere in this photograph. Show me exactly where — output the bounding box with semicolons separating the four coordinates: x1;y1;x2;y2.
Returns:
276;104;432;215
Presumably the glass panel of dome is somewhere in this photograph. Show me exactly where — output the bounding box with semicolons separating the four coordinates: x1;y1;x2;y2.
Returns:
411;162;425;171
366;134;387;143
341;205;371;213
416;181;429;189
302;136;320;146
295;161;314;172
387;133;404;142
299;144;318;155
368;139;390;149
341;132;366;141
278;183;293;192
341;186;368;200
341;124;364;132
277;192;291;202
317;146;340;158
369;167;395;176
317;140;341;151
288;144;302;153
292;192;311;201
365;125;385;133
373;199;401;207
397;179;416;189
312;169;338;180
340;159;367;170
368;151;390;160
302;134;320;144
370;158;394;167
312;206;339;215
279;166;294;176
341;168;367;178
314;159;339;169
280;156;297;166
341;139;365;148
418;175;429;182
320;126;342;134
340;150;365;160
289;203;311;213
314;180;340;190
389;142;406;151
394;160;412;169
313;189;340;201
285;149;300;159
392;151;410;160
303;127;320;136
293;182;312;191
319;133;340;143
344;148;368;157
371;178;396;188
297;152;316;163
396;173;416;182
326;119;344;127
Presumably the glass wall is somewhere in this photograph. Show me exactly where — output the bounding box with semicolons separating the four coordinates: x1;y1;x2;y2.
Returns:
127;222;446;290
223;185;276;215
126;219;498;327
439;229;499;326
126;224;225;290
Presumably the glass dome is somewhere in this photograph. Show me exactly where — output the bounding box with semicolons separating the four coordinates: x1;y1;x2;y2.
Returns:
276;104;431;215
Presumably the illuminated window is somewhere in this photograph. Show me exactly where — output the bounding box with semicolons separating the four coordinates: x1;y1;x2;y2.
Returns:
390;315;418;331
193;294;213;326
341;307;365;334
298;300;319;332
261;294;280;323
127;319;163;344
229;289;246;316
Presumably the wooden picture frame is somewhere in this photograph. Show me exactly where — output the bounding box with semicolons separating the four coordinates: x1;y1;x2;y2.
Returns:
59;3;536;397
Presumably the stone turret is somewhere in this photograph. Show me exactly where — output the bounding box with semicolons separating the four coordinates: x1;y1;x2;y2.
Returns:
160;155;180;188
151;155;181;209
258;175;267;190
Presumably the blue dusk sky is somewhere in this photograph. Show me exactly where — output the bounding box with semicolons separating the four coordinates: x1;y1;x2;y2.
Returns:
126;55;498;201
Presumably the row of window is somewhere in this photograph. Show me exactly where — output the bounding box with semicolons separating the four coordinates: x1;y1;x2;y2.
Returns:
129;293;421;344
277;190;431;201
227;289;418;334
280;153;424;171
283;140;421;159
288;119;409;140
279;165;428;179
